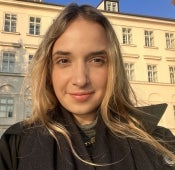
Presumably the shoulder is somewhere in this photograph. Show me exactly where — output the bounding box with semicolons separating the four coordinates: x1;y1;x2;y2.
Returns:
0;122;25;148
152;126;175;149
0;122;24;170
0;120;46;149
1;121;37;138
2;122;24;136
0;121;47;170
152;126;175;139
152;126;175;167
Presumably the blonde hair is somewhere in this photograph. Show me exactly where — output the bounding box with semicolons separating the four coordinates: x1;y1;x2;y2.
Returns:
27;3;175;165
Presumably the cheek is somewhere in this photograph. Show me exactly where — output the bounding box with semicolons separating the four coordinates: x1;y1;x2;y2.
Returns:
51;70;64;91
91;68;108;88
52;68;69;83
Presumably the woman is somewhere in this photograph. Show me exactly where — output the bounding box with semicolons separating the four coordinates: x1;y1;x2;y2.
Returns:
0;3;175;170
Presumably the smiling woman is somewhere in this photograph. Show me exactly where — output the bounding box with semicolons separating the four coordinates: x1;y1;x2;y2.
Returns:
0;3;175;170
51;17;108;125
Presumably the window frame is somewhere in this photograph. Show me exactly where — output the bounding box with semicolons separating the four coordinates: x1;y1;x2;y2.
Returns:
122;27;132;45
29;16;41;35
105;1;118;12
169;66;175;84
144;30;154;47
147;64;158;82
1;51;15;73
0;97;14;118
165;32;175;49
124;62;135;81
4;13;17;32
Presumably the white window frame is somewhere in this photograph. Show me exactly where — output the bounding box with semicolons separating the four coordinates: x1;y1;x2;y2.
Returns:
0;97;14;118
169;66;175;84
1;52;15;73
147;64;157;82
106;1;111;11
29;16;41;35
106;1;118;12
112;2;116;12
165;33;175;49
124;62;135;81
4;13;17;32
144;30;154;47
122;28;132;45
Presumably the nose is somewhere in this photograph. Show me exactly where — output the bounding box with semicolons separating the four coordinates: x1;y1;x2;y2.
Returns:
71;62;89;87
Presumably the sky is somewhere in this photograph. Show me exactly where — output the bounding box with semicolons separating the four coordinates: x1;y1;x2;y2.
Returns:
44;0;175;19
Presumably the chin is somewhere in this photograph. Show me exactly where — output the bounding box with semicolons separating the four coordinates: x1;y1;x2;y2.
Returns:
66;105;98;116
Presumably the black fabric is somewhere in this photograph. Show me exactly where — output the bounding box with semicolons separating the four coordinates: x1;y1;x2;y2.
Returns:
136;103;168;133
0;104;175;170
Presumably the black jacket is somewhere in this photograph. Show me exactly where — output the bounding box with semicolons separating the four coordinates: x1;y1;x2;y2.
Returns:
0;103;175;170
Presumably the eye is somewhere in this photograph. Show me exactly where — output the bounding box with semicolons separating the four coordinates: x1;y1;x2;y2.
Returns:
57;58;69;64
92;58;104;63
52;56;71;67
89;56;107;66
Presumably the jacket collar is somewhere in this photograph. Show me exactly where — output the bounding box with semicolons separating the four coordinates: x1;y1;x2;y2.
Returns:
135;103;168;134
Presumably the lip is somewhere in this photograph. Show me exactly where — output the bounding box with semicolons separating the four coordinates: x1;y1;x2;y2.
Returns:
68;91;94;102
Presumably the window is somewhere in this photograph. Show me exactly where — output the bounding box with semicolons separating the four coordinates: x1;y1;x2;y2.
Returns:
29;16;41;35
147;64;157;82
169;66;175;84
105;1;118;12
122;28;132;45
144;30;154;47
4;13;17;32
28;54;33;64
1;52;15;73
112;2;116;12
165;33;175;49
124;63;134;81
106;1;111;11
0;97;14;118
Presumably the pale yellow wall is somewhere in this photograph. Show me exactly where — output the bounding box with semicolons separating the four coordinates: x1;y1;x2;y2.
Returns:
0;0;175;134
105;13;175;133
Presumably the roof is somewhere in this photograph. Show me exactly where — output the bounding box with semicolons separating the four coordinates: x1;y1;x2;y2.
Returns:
13;0;175;22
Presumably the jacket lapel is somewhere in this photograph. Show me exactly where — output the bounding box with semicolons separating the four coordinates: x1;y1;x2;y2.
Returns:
59;107;95;170
135;103;168;133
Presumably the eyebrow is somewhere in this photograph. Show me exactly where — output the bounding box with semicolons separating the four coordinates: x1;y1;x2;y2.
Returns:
89;50;107;56
52;51;71;57
52;50;107;58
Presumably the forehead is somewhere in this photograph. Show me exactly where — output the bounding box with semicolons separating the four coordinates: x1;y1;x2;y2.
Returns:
63;17;106;38
52;17;108;55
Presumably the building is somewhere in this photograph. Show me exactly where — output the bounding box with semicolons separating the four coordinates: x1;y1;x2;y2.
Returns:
0;0;175;136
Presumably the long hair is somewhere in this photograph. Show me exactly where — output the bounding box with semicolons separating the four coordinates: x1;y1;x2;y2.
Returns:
28;3;175;165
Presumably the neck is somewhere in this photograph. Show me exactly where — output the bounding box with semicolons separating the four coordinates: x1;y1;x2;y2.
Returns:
73;113;98;126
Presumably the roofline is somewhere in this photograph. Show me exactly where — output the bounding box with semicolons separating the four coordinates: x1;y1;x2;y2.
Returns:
6;0;175;22
100;10;175;22
16;0;65;8
119;12;175;22
96;0;103;8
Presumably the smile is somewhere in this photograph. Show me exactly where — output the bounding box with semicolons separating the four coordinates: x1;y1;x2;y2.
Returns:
69;92;94;102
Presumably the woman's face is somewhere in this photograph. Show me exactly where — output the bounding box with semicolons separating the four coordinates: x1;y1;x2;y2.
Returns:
51;17;108;125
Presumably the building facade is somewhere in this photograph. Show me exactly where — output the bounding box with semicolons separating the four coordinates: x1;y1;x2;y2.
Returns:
0;0;175;136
